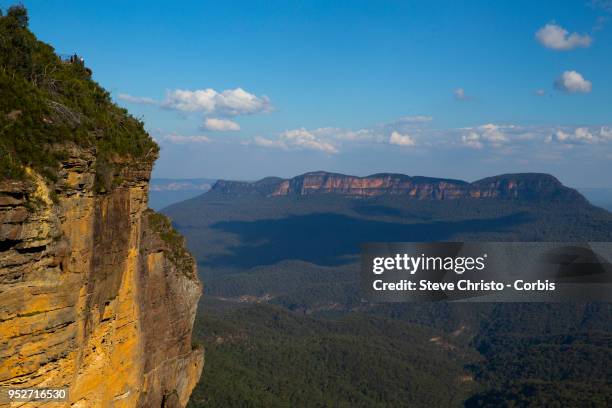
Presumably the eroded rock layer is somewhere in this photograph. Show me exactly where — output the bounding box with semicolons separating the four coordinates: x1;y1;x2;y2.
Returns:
212;171;585;202
0;147;203;407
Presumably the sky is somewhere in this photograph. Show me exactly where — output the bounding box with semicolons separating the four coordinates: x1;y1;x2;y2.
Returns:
19;0;612;187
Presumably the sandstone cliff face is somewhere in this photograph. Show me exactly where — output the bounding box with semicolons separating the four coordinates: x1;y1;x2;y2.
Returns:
212;171;585;202
0;147;203;407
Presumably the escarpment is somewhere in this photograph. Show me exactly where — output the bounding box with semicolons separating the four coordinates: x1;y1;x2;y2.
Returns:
0;147;203;407
0;8;203;406
211;171;585;203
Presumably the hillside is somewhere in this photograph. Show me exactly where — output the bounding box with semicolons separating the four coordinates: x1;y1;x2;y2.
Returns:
0;5;157;191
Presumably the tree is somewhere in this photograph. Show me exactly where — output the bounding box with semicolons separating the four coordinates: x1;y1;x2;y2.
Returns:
7;4;28;28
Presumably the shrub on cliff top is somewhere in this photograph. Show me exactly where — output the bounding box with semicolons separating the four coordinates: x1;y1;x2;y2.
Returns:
147;211;196;277
0;5;158;186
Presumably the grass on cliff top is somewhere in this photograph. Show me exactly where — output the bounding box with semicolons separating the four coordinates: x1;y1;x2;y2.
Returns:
0;5;158;188
147;211;196;277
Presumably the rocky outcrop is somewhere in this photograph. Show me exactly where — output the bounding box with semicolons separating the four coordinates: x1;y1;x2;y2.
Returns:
0;146;203;407
211;171;586;202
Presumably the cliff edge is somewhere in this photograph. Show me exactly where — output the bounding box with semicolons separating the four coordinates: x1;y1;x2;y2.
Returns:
0;6;203;407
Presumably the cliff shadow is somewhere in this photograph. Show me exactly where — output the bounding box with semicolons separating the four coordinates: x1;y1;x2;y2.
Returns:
205;212;531;268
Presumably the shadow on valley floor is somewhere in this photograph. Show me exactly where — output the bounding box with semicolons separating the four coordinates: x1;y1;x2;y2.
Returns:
351;203;406;217
205;212;531;268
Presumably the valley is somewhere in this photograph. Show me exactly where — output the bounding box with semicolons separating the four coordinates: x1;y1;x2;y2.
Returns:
164;171;612;407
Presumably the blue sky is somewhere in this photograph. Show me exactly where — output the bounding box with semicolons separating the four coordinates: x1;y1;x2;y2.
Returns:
21;0;612;187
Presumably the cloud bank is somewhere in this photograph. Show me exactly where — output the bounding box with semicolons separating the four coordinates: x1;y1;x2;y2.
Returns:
249;116;612;155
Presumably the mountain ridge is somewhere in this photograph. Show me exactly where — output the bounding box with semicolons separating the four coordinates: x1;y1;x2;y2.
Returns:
209;171;586;202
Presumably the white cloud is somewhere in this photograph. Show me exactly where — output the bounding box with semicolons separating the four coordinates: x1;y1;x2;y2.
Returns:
253;128;338;153
554;130;570;142
162;87;272;116
389;131;416;146
459;124;612;151
329;128;382;142
479;124;508;143
252;126;388;153
460;124;509;149
534;89;546;96
535;23;592;50
554;70;592;93
550;127;612;144
461;132;484;149
600;127;612;140
203;118;240;131
453;88;468;100
160;134;211;144
575;127;595;142
251;116;612;155
253;136;287;149
282;128;338;153
117;93;157;105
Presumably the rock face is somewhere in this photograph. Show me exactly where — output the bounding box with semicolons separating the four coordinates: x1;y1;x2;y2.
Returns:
211;171;585;202
0;147;203;407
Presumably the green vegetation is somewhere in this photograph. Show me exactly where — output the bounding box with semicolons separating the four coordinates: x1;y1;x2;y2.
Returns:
465;305;612;407
465;381;612;407
189;303;477;407
188;301;612;407
164;187;612;406
147;210;195;276
0;5;157;188
165;192;612;307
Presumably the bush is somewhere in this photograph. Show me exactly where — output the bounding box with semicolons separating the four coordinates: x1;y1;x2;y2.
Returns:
147;211;196;277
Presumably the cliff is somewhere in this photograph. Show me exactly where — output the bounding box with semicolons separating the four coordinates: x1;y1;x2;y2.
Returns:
211;171;586;202
0;146;203;407
0;7;203;407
